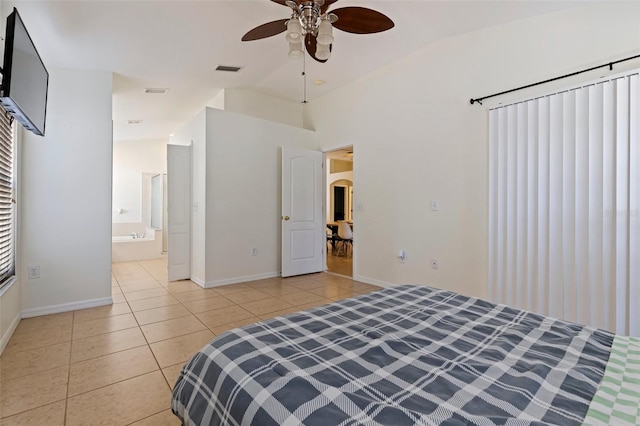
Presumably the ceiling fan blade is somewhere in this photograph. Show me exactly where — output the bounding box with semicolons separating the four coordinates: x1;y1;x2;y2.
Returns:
331;7;394;34
270;0;288;5
305;33;328;63
241;19;289;41
321;0;338;14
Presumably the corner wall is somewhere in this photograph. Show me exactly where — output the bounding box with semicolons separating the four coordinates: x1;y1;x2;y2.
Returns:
20;68;113;316
305;2;640;298
172;107;319;286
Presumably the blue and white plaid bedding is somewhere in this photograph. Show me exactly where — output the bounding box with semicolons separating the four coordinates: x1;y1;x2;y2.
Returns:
171;285;614;425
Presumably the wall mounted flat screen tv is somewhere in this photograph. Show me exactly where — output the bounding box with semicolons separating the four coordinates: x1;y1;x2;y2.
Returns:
0;8;48;136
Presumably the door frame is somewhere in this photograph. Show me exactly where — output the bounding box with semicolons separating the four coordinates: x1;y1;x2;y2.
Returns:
322;144;356;277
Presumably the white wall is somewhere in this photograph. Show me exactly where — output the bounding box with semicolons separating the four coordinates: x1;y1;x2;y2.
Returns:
210;88;306;129
112;138;168;225
204;108;318;285
20;68;113;316
206;90;224;110
305;2;640;299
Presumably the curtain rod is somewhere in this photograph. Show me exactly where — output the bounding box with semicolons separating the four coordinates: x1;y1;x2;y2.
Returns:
469;54;640;105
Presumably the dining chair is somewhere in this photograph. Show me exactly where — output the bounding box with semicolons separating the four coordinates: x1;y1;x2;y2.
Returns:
337;221;353;256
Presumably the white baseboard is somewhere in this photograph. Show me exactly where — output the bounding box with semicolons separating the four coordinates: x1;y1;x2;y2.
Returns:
190;275;205;288
352;275;393;289
21;297;113;319
0;311;21;355
204;272;280;288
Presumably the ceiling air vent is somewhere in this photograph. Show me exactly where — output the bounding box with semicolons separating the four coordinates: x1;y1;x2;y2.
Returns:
128;120;143;125
215;65;242;72
144;88;169;94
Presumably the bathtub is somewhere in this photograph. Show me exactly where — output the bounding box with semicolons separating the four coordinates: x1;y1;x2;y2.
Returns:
112;235;149;242
112;229;163;262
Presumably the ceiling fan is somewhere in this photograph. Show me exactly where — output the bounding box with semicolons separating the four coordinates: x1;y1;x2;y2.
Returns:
241;0;394;63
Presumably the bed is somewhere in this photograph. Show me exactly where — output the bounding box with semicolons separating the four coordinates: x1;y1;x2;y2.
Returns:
171;285;639;425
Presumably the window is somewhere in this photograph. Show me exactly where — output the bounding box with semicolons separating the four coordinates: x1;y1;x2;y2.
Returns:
0;107;15;288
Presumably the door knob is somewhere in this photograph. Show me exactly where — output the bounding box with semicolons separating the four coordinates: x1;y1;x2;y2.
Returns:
283;216;290;221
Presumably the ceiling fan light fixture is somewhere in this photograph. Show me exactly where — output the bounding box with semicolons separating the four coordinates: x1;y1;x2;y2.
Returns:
285;18;302;43
241;1;394;64
288;41;304;60
317;19;334;45
316;44;331;61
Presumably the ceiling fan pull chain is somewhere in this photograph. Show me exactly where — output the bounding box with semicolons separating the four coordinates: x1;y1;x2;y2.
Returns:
302;53;308;104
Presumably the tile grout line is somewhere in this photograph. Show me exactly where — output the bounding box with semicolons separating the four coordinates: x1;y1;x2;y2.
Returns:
63;306;78;425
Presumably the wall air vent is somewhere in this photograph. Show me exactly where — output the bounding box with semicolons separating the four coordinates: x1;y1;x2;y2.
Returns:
144;88;169;94
215;65;242;72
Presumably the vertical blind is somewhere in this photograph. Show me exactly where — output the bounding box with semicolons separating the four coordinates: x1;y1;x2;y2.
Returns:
0;108;14;287
488;71;639;337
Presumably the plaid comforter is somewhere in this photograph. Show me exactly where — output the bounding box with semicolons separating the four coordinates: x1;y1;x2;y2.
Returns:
171;285;614;425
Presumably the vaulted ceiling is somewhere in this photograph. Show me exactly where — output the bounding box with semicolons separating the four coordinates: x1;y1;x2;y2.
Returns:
4;1;581;141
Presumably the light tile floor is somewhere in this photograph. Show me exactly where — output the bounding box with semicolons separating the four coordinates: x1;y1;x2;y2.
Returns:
326;246;353;277
0;258;379;425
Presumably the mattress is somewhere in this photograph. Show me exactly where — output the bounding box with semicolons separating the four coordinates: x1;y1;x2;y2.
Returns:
171;285;636;425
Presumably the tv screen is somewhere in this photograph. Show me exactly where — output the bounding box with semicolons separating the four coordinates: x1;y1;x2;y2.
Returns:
0;8;48;136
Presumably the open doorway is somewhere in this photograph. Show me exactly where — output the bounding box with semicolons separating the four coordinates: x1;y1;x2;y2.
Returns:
111;140;169;294
325;146;353;277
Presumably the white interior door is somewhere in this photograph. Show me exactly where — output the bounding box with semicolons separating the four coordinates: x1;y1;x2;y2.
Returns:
167;144;191;281
282;147;324;277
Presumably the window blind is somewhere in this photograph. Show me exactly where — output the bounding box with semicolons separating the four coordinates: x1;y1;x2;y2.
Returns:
488;71;639;337
0;108;14;287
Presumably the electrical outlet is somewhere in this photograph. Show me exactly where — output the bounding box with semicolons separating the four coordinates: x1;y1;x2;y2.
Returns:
431;258;440;269
251;247;258;256
27;265;40;279
398;250;406;263
431;200;440;211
